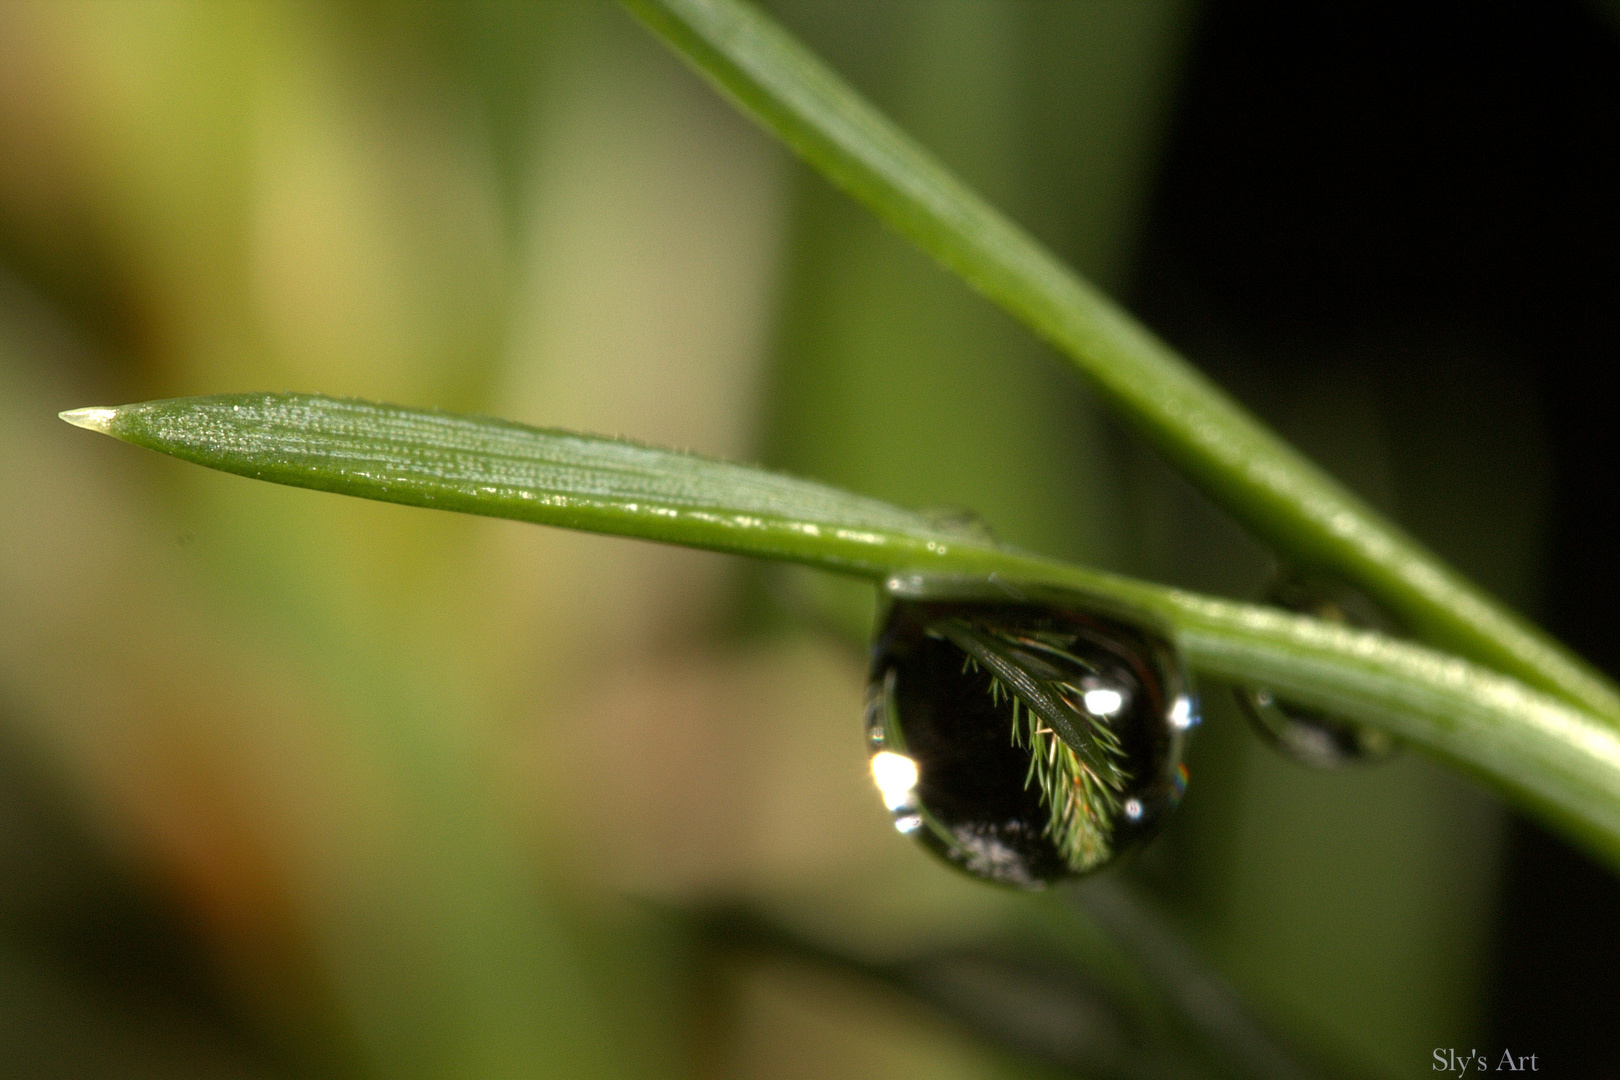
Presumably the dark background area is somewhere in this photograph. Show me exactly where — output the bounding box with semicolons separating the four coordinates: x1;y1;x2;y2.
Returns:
1130;1;1620;1072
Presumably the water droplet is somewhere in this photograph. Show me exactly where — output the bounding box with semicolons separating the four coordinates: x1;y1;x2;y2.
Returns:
866;577;1195;888
1236;570;1400;767
921;507;998;544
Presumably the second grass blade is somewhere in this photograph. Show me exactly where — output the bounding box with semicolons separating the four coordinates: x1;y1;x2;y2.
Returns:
618;0;1620;730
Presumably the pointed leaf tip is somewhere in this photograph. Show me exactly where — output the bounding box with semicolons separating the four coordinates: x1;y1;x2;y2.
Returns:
59;407;117;434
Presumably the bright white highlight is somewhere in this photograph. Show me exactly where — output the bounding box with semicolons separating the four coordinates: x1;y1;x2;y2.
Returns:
870;751;919;811
1169;696;1196;730
1083;688;1125;716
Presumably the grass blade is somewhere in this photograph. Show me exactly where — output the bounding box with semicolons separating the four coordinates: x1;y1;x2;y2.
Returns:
62;394;957;574
62;392;1620;870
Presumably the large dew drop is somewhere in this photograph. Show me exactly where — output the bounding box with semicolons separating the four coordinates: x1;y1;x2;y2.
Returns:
866;576;1196;888
1235;570;1399;767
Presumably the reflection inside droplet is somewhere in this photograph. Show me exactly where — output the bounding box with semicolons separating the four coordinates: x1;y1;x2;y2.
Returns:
865;579;1195;888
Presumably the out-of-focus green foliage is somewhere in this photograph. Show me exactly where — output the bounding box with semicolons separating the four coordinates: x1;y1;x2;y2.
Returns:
0;3;1547;1079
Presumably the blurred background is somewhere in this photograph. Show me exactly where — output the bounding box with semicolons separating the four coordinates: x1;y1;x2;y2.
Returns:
2;1;1618;1077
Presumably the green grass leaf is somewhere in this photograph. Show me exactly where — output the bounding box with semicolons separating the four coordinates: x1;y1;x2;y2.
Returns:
62;394;963;574
616;0;1620;732
62;392;1620;870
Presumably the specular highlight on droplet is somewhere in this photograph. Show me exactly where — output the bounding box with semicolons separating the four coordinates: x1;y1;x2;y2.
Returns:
865;576;1197;888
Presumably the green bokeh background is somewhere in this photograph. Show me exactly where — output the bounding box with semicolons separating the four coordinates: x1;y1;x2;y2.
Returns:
0;2;1547;1077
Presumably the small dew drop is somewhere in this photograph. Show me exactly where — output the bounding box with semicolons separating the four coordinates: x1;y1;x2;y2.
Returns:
921;507;998;544
865;579;1195;888
1236;570;1400;768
